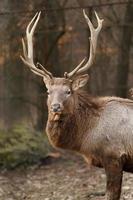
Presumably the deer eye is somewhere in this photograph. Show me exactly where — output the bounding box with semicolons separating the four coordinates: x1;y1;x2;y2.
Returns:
47;90;52;95
66;89;71;95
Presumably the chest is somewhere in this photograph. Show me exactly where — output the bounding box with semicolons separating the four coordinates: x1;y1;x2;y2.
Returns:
46;117;80;150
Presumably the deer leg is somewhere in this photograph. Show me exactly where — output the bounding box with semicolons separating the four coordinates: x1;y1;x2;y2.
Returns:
104;159;123;200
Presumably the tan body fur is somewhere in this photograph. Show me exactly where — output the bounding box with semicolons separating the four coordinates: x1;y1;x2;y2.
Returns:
46;85;133;200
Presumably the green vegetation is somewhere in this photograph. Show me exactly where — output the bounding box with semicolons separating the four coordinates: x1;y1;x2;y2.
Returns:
0;124;50;169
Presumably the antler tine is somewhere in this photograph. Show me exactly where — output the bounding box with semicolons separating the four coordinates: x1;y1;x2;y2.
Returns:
26;12;41;60
26;12;39;35
21;38;28;59
21;39;44;78
37;62;53;78
21;12;53;79
66;10;103;78
64;58;86;78
20;55;45;77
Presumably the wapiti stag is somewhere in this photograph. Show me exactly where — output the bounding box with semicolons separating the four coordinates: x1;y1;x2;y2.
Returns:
21;11;133;200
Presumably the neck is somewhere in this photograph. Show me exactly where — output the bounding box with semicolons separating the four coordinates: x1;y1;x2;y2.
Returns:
46;90;102;151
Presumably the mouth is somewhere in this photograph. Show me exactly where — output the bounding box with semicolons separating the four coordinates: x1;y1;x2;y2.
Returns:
50;111;62;121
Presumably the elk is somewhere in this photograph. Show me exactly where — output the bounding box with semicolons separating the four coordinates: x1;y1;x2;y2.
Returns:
21;11;133;200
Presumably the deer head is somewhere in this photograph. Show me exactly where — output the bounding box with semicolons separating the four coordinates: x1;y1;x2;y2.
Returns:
21;11;103;121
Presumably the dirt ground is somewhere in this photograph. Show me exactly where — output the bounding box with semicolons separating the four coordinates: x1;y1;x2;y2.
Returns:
0;152;133;200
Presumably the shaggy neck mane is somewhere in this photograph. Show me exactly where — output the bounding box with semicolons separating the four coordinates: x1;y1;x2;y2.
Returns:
46;90;103;150
73;90;102;116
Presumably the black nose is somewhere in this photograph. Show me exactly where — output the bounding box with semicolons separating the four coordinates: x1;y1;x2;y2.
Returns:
51;104;61;112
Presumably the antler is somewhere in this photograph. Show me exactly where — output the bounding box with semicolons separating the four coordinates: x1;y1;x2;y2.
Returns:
20;12;53;79
66;10;103;78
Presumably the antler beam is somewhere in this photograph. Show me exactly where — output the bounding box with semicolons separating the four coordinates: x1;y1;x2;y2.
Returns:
66;10;103;78
20;12;53;79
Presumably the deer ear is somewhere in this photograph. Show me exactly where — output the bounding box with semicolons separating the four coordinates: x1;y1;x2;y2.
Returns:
72;74;89;91
43;77;51;89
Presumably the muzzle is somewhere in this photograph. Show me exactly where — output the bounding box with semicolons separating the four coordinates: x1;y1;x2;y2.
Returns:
51;103;61;113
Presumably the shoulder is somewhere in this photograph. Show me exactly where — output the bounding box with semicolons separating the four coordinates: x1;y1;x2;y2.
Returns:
99;96;133;107
98;97;133;122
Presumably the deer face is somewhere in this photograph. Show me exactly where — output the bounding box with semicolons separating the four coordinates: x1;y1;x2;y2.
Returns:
44;75;89;116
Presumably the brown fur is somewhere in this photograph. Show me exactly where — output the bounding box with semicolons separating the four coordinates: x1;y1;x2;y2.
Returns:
46;90;104;150
46;89;133;151
46;85;133;200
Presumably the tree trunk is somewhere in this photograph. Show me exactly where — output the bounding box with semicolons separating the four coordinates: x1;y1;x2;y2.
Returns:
116;1;133;97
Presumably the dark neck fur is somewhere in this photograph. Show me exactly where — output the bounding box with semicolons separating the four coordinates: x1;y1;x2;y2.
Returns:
46;90;102;151
73;90;101;116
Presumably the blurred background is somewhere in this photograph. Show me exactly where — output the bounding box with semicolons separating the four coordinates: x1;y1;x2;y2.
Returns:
0;0;132;169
